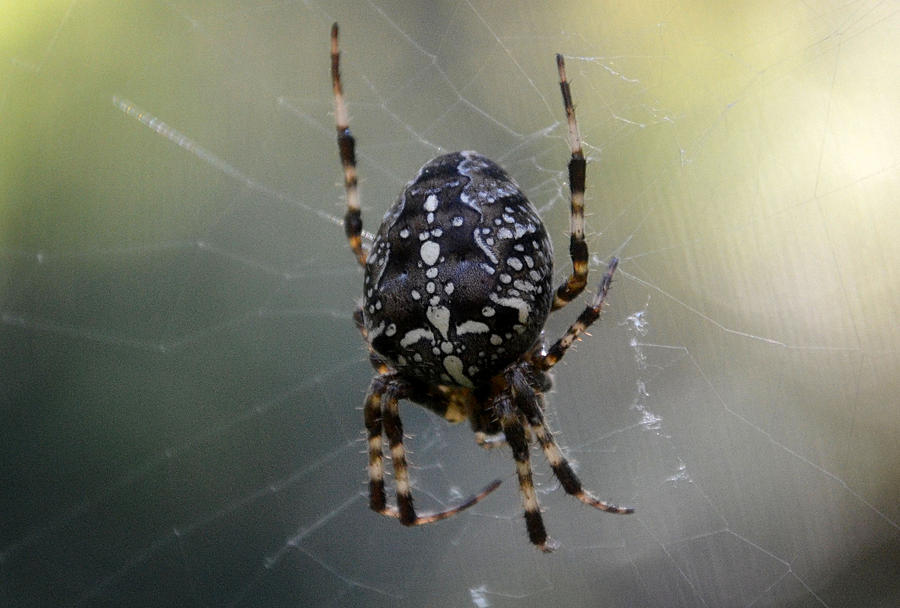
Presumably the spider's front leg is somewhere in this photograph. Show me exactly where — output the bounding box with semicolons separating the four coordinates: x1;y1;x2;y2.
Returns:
362;374;501;525
551;53;589;311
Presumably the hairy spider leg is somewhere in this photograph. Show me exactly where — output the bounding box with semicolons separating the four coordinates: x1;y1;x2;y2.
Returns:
331;23;366;267
506;367;633;518
551;54;589;311
538;257;619;371
363;374;502;525
363;380;387;513
493;392;556;552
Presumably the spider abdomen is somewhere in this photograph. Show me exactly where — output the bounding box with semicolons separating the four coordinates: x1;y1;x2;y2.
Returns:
363;151;553;388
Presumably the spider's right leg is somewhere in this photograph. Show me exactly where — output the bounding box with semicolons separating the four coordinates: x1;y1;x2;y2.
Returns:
536;257;618;371
331;23;366;267
363;374;501;525
551;54;589;311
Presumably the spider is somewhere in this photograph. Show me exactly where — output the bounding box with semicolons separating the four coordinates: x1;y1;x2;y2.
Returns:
330;23;633;551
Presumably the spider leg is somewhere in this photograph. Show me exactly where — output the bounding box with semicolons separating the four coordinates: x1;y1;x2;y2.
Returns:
507;367;633;515
363;374;501;525
494;393;555;552
537;257;618;371
551;54;589;311
363;377;387;513
331;23;366;267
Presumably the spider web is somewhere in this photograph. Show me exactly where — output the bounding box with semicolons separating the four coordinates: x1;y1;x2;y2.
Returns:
2;1;898;607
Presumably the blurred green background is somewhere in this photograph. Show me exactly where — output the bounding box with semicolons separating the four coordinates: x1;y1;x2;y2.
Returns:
2;1;898;607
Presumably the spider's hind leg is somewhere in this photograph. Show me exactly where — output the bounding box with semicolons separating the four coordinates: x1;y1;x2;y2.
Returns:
363;374;501;526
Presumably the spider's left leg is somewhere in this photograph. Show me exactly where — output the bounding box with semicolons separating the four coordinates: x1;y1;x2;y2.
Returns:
507;367;633;515
494;393;555;551
551;54;589;311
331;23;366;267
535;257;618;371
364;374;501;525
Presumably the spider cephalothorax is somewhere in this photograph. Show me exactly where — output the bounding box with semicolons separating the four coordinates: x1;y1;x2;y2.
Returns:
331;23;632;551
